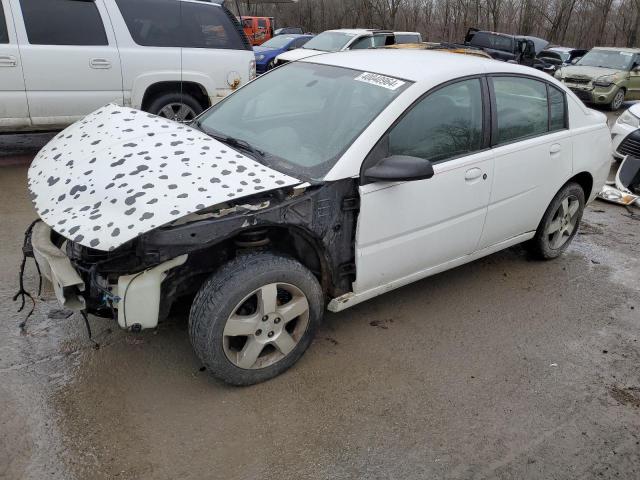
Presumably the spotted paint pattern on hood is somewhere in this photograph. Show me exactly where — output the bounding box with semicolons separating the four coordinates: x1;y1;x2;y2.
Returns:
28;104;301;252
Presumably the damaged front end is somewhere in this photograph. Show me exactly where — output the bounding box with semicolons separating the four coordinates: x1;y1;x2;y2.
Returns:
29;179;359;332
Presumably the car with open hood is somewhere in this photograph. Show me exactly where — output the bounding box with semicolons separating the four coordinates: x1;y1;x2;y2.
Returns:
27;50;611;385
555;47;640;110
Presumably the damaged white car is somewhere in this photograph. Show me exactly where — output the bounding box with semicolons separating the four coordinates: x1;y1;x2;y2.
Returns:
26;50;611;385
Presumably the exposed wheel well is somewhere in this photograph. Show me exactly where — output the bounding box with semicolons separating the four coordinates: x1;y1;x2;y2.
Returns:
141;81;211;112
566;171;594;200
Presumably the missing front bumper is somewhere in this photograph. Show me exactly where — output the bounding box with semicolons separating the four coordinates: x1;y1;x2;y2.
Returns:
31;221;86;311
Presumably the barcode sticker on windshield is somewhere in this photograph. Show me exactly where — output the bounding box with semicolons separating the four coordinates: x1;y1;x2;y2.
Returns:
355;72;406;90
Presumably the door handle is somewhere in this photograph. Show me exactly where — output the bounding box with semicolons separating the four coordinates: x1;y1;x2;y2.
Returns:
90;58;111;69
0;55;17;67
550;144;562;155
465;167;483;182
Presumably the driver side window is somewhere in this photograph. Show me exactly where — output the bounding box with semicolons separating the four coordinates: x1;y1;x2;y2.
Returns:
387;78;485;163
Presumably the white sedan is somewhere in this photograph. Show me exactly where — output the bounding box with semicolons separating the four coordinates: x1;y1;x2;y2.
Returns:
28;50;611;385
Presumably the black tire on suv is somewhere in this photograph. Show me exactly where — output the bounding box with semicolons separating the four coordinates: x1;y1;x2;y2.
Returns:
148;92;203;122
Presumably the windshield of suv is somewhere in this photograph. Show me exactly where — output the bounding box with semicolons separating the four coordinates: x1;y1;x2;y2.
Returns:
302;31;355;52
196;62;411;179
577;50;635;70
261;35;296;49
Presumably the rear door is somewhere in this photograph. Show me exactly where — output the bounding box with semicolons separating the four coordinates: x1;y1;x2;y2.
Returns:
12;0;123;127
477;76;572;249
0;0;29;129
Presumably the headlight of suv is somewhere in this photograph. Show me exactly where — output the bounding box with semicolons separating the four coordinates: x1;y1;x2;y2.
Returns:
256;54;265;61
593;78;614;87
617;109;640;128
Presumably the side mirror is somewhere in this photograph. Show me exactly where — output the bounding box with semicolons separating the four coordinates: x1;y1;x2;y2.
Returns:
363;155;434;184
570;57;580;65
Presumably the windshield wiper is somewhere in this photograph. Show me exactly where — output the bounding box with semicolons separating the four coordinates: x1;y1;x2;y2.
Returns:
199;126;266;163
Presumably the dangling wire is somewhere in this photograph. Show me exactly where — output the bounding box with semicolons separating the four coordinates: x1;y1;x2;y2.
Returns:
13;220;42;331
80;310;100;350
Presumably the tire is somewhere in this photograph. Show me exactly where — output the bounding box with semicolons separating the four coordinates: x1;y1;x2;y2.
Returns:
189;253;324;386
147;92;203;122
608;88;625;111
527;182;585;260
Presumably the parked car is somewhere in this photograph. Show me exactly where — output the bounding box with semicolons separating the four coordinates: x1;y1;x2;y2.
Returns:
611;102;640;159
275;29;421;66
464;28;548;66
536;47;588;75
0;0;255;132
27;50;611;385
274;27;303;36
240;15;274;46
555;47;640;110
254;34;313;74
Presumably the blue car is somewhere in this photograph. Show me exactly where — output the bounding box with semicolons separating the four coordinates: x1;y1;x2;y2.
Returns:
254;34;314;74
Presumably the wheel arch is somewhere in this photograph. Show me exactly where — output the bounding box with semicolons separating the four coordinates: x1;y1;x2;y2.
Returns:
565;171;594;200
141;81;212;112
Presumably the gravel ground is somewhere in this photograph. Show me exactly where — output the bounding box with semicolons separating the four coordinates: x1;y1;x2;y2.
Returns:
1;107;639;480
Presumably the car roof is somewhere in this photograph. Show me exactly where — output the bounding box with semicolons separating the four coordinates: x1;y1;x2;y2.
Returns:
301;49;550;84
592;46;640;53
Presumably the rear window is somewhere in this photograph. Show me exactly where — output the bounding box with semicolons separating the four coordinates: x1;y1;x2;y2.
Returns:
115;0;249;50
0;2;8;44
20;0;108;46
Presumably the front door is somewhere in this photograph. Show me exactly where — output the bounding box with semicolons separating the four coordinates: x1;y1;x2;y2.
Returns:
355;78;494;293
11;0;123;127
0;0;29;129
627;55;640;100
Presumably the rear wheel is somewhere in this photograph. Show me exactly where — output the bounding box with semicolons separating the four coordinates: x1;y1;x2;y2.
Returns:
147;92;203;122
189;253;324;386
527;182;585;260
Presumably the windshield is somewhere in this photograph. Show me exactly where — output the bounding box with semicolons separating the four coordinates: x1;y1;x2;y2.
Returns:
196;62;410;179
302;31;355;52
577;50;635;70
261;35;296;49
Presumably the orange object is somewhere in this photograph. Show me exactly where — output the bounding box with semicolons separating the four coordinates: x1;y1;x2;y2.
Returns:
240;16;274;46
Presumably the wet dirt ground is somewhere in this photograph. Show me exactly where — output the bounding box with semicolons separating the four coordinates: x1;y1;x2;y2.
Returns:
1;110;639;480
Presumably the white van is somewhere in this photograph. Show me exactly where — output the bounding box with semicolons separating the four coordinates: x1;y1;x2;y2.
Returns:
0;0;255;132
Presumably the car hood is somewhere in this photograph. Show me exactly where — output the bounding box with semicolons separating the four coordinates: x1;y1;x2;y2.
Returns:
28;104;301;252
560;65;623;80
276;48;323;62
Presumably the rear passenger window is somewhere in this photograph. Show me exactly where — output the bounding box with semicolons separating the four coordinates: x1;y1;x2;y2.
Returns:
492;77;548;144
0;2;8;44
19;0;108;46
388;79;484;163
548;85;567;131
115;0;247;50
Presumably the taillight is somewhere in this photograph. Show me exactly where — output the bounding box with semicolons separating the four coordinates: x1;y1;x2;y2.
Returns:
249;59;256;80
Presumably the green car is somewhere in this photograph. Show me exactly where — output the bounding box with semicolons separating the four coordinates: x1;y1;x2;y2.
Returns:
555;47;640;110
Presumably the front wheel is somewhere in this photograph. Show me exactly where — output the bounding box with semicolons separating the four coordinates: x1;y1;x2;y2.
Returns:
527;182;585;260
189;253;324;386
608;88;625;111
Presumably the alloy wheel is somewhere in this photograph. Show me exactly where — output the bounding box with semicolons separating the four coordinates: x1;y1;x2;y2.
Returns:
222;283;310;370
157;102;197;122
611;90;625;110
546;195;580;249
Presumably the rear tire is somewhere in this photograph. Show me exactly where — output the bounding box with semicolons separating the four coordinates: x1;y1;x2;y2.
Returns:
189;253;324;386
147;92;203;122
527;182;585;260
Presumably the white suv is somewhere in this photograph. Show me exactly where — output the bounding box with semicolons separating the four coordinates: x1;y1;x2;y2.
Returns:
0;0;255;132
